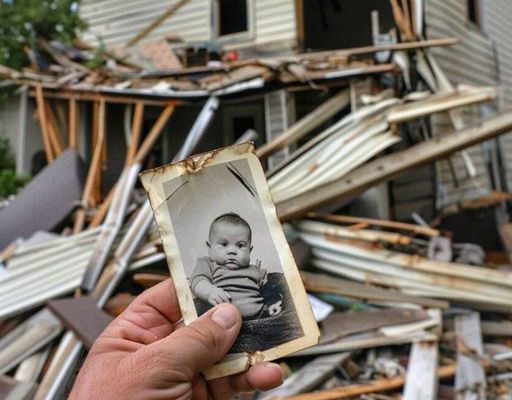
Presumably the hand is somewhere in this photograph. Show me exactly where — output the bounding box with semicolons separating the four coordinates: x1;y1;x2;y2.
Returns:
208;286;232;306
69;279;282;400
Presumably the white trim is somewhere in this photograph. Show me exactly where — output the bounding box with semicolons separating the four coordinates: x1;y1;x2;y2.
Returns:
212;0;255;45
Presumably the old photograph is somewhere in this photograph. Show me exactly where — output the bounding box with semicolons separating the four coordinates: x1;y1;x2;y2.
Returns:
140;143;319;378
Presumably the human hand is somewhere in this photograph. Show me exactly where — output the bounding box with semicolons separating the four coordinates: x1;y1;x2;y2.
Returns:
208;286;232;306
69;279;282;400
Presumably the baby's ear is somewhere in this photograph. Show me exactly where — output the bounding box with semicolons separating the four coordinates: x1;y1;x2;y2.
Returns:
206;241;211;248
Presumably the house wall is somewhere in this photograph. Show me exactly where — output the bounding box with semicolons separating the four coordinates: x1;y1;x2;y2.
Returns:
424;0;500;210
79;0;297;51
480;0;512;190
0;94;44;176
80;0;212;47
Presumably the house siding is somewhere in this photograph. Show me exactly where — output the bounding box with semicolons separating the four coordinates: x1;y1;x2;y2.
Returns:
481;0;512;191
80;0;211;47
425;0;499;210
80;0;297;50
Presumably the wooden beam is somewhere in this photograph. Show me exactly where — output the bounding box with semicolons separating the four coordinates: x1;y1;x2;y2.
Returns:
44;102;65;155
276;110;512;221
281;364;455;400
89;102;169;228
308;213;439;237
300;271;449;309
28;89;183;107
133;104;174;164
34;85;54;163
236;38;458;67
74;99;106;232
256;89;350;160
69;97;79;151
387;87;497;124
294;0;305;50
455;313;486;399
261;353;351;399
403;341;439;400
126;0;191;47
125;102;145;165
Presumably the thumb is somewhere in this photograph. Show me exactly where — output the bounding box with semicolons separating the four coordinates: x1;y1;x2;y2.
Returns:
144;304;242;379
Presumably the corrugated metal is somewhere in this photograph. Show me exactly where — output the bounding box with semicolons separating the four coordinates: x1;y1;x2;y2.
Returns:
425;0;498;210
80;0;211;47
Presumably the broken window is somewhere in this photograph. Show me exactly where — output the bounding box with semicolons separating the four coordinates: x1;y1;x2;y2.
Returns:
216;0;249;37
467;0;480;27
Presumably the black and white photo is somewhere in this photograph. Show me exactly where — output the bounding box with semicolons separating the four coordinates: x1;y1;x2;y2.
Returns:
140;143;319;379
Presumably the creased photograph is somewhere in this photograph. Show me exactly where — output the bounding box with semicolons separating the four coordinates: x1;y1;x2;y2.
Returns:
140;143;319;379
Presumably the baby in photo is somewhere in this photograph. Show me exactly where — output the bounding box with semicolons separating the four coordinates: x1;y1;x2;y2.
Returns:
190;212;272;320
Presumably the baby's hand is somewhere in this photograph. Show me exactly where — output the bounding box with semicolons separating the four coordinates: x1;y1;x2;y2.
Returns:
208;287;232;305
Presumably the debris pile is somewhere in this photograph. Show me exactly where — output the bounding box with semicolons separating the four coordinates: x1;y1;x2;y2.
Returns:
1;18;512;400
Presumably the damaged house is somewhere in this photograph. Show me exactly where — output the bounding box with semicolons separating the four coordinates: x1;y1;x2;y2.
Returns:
3;1;512;398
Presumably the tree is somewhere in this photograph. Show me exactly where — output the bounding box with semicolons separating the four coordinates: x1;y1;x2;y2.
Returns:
0;0;87;70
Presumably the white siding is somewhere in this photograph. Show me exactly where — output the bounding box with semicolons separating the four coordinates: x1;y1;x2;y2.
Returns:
79;0;297;50
425;0;498;209
481;1;512;191
253;0;296;46
80;0;211;47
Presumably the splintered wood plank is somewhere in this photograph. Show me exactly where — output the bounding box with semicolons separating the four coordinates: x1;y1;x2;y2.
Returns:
481;320;512;337
44;102;65;155
455;313;486;399
276;111;512;221
300;271;449;309
256;90;349;160
74;99;106;232
308;213;439;237
125;102;145;165
133;104;174;164
69;97;79;151
126;0;191;47
34;85;54;163
89;102;169;228
387;87;497;124
283;364;455;400
403;341;439;400
261;353;351;399
321;309;429;343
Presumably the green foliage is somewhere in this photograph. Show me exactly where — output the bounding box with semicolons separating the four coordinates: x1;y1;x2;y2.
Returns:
0;0;87;70
0;137;14;169
0;169;29;198
0;137;29;198
84;40;105;70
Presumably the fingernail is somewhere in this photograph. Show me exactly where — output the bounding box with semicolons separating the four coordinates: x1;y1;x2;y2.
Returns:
212;305;237;329
261;362;282;373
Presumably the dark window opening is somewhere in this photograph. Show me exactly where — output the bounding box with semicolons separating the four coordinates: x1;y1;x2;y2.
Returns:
301;0;397;51
467;0;480;26
218;0;248;36
231;116;255;142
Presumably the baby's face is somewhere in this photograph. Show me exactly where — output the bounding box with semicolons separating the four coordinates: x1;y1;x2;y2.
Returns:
207;223;252;269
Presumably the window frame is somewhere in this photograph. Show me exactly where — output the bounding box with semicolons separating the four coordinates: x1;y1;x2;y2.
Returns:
212;0;255;44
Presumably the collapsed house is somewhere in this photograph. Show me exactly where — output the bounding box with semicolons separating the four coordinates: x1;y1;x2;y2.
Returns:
2;0;512;399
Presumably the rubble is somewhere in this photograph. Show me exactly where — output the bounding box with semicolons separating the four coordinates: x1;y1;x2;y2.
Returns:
1;4;512;399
